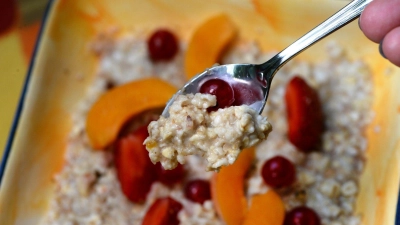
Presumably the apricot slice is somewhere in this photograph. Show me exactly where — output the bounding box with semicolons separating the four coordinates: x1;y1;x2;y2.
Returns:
86;78;177;149
243;190;285;225
184;14;236;79
211;147;255;225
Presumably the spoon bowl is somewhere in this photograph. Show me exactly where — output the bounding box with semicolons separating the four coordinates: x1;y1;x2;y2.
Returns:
162;63;267;117
162;0;372;117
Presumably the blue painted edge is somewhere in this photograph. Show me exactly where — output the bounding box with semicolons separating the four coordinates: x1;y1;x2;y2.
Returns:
0;0;55;186
396;187;400;225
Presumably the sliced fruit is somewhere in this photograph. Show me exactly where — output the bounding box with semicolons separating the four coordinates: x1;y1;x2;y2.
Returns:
156;163;185;186
86;78;177;149
114;125;157;203
285;76;324;152
242;189;285;225
211;147;255;225
184;14;236;79
142;197;183;225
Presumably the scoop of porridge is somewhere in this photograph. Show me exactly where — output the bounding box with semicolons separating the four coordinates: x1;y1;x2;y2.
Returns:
144;93;272;171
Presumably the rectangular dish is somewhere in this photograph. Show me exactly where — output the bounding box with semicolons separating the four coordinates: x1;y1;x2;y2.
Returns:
1;0;399;224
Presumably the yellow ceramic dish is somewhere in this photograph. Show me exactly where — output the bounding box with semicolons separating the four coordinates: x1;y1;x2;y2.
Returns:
0;0;399;224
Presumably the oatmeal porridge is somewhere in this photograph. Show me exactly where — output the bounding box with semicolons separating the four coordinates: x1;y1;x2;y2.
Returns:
145;93;272;171
42;17;373;225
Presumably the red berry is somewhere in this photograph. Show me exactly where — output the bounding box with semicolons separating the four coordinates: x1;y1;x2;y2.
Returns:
261;156;296;188
0;0;17;34
231;82;263;106
142;197;183;225
284;206;321;225
156;163;185;186
184;179;211;204
199;78;235;111
147;29;178;61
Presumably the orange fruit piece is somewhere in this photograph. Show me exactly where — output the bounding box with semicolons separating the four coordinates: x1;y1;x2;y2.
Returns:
86;78;177;149
211;147;255;225
184;14;236;79
243;189;285;225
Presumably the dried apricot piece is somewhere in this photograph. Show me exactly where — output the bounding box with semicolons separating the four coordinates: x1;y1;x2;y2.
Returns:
211;147;255;225
242;189;285;225
184;14;236;79
86;78;177;149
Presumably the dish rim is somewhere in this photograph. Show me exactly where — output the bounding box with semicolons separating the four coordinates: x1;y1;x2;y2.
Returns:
0;0;55;185
0;1;399;224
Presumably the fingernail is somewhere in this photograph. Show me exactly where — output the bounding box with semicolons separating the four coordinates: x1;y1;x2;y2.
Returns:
379;40;387;59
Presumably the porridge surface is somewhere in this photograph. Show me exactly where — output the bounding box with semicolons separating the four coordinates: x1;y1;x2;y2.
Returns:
42;30;373;225
145;93;272;171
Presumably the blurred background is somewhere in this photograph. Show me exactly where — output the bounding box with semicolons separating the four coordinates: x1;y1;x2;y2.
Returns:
0;0;48;157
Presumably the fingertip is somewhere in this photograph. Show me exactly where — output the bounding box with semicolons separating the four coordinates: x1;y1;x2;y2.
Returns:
382;27;400;67
360;0;400;43
359;1;381;43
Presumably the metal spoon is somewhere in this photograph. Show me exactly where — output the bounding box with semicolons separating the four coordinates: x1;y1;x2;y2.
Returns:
162;0;372;117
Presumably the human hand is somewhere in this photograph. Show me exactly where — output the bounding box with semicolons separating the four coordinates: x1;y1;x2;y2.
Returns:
359;0;400;66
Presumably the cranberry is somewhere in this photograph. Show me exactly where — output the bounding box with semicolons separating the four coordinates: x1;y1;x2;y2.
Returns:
156;163;185;186
261;156;296;188
184;179;211;204
147;29;178;61
199;78;235;111
142;197;183;225
231;82;263;106
284;206;321;225
0;0;16;34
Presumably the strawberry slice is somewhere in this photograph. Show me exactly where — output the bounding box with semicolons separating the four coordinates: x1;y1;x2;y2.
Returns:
114;125;157;203
285;76;324;152
155;163;185;186
142;197;183;225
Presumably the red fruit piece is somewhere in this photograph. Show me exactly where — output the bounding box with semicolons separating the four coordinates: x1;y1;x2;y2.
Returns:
0;0;17;33
132;124;150;141
147;29;179;61
184;179;211;204
199;78;235;111
156;163;185;186
142;197;183;225
114;125;157;203
285;76;324;152
261;156;296;188
284;206;321;225
231;81;263;106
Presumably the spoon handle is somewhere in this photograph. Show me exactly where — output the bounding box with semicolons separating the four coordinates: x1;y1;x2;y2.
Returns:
259;0;372;73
